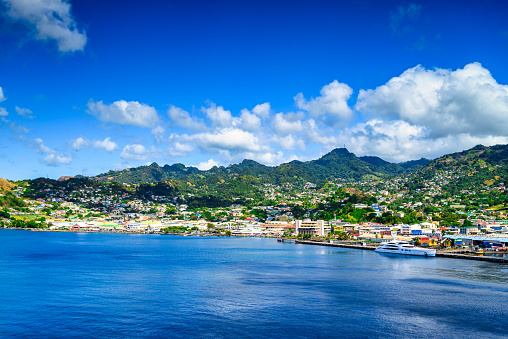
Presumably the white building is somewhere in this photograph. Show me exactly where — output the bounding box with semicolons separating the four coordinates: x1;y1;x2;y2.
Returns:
295;219;330;237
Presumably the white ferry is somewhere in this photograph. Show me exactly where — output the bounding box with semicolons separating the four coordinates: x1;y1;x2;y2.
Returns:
375;240;436;257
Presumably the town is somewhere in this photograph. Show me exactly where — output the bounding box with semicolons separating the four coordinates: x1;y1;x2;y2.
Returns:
2;156;508;251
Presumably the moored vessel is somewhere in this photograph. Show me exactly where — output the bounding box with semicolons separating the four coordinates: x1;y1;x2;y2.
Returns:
375;240;436;257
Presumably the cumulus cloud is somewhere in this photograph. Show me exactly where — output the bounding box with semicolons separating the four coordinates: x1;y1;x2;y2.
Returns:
189;128;263;153
31;138;72;166
71;136;88;150
0;87;5;102
72;136;118;152
272;112;304;135
294;80;354;123
197;159;219;170
15;106;34;119
272;134;305;150
2;0;87;52
201;102;239;128
239;109;261;131
303;119;337;147
252;102;271;119
167;140;194;157
43;152;72;166
87;100;160;128
336;119;508;163
92;137;118;152
121;144;160;162
167;105;205;130
151;125;165;142
355;62;508;138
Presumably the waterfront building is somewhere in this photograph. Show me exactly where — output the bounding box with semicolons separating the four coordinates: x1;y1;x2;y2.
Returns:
295;219;330;237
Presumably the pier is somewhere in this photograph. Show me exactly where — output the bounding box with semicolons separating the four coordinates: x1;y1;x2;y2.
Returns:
293;240;508;263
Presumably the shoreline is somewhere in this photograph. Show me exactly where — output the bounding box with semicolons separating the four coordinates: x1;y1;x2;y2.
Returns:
0;227;278;237
4;228;508;263
295;239;508;263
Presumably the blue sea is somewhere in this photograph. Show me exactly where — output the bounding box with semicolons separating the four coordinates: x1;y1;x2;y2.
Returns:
1;230;508;338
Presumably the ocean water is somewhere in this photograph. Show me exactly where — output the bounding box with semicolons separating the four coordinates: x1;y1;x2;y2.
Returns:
1;230;508;338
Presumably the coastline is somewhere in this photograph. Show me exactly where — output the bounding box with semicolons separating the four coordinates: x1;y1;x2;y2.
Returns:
295;239;508;263
4;227;508;263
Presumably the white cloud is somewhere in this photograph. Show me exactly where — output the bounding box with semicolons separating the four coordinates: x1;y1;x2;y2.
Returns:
151;125;165;142
252;102;271;119
167;140;194;156
197;159;219;170
121;144;160;162
201;102;239;128
167;105;205;130
303;119;337;146
91;137;118;152
356;63;508;139
294;80;354;123
72;136;88;150
337;118;508;163
87;100;160;128
0;87;5;102
272;134;305;150
2;0;87;52
72;136;118;152
43;152;72;166
272;112;304;135
31;138;72;166
190;128;263;153
15;106;34;119
239;109;261;131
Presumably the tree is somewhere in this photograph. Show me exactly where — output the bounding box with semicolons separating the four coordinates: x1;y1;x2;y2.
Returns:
414;237;421;246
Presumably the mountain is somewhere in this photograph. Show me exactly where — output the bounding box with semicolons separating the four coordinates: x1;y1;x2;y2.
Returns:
96;162;201;183
93;145;508;192
410;144;508;194
422;144;508;173
398;158;431;171
95;148;411;186
359;156;406;175
0;178;16;192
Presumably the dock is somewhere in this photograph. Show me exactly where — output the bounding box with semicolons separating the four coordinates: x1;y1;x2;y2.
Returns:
295;239;377;250
292;240;508;263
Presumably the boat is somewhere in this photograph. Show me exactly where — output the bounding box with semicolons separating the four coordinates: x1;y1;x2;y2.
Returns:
375;240;436;257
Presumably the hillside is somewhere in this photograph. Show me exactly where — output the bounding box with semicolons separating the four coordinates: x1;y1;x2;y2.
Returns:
417;144;508;179
95;148;412;186
398;158;430;170
0;178;16;192
408;144;508;194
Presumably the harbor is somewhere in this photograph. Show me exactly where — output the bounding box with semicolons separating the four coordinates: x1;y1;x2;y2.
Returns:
291;239;508;263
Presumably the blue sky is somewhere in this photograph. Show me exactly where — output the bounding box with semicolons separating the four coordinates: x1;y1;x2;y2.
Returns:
1;0;508;180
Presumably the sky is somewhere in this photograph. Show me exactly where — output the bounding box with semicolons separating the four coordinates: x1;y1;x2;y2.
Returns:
1;0;508;180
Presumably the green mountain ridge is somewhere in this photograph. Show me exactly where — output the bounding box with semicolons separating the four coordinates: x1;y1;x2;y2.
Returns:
18;143;508;209
95;147;427;186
